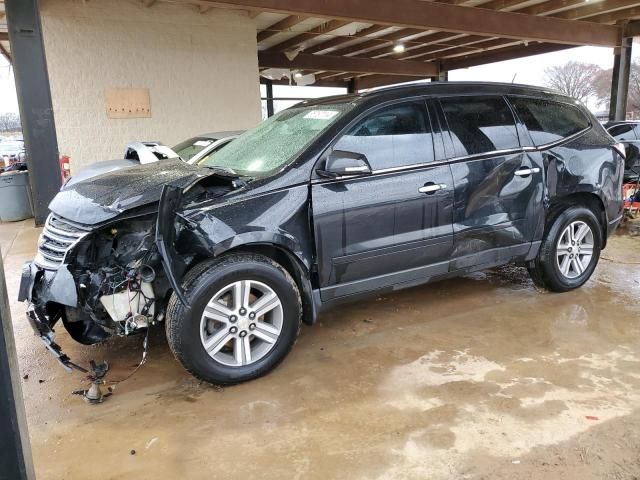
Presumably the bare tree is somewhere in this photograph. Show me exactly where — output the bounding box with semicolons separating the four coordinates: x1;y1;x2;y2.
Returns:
0;112;21;132
593;60;640;117
544;61;603;104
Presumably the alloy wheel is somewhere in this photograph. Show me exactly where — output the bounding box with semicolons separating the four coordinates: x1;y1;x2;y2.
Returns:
199;280;283;367
555;220;594;279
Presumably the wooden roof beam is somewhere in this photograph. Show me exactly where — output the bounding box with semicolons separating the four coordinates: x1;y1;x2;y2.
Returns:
583;6;640;24
403;36;505;60
300;0;529;57
363;0;631;61
202;0;621;46
361;0;639;61
257;15;309;43
477;0;536;11
333;29;438;57
365;33;485;60
258;51;439;76
427;38;522;61
266;19;350;52
303;24;390;54
626;20;640;36
259;76;347;87
552;0;640;20
518;0;598;16
442;42;572;70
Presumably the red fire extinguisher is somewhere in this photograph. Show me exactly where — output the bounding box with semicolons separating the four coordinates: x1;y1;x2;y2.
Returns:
59;154;71;183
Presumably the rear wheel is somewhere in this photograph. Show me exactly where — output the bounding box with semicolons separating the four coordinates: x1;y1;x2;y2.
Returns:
166;253;302;385
528;205;602;292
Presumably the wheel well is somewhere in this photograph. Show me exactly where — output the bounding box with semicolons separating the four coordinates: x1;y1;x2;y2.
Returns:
215;243;317;326
549;193;607;246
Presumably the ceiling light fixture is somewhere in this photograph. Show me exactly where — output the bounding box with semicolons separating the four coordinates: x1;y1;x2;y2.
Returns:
393;43;406;53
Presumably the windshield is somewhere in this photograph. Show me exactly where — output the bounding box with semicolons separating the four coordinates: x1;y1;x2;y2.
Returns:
172;137;216;161
200;102;355;177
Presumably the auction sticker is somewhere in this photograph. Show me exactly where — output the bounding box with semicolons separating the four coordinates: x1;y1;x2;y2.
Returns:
304;110;339;120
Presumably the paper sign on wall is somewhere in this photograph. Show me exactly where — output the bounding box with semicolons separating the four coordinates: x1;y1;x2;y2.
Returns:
105;88;151;119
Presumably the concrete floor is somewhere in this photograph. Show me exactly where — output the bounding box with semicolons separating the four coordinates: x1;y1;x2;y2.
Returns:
2;218;640;479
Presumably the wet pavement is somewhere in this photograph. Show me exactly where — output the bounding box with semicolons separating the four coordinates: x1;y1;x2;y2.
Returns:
2;218;640;479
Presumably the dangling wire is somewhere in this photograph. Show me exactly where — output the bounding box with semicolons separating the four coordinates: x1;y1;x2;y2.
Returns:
105;328;150;386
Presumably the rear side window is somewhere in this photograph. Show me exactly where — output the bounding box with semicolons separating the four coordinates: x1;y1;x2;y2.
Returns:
334;101;435;170
440;96;520;156
509;97;590;146
607;123;638;141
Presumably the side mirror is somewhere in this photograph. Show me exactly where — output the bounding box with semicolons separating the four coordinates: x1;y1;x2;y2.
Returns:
317;150;372;178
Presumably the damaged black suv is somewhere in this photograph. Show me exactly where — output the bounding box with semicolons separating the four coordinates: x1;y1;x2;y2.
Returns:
20;83;625;385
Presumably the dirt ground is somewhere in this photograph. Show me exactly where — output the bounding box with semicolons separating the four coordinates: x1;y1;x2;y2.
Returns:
2;218;640;480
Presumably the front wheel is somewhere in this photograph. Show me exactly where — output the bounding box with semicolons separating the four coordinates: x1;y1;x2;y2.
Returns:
166;253;302;385
528;205;602;292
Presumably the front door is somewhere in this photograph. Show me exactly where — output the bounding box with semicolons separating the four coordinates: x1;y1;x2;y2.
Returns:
437;96;545;270
311;100;455;300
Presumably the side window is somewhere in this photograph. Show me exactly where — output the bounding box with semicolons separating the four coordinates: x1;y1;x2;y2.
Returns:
607;124;637;141
634;125;640;139
333;102;434;170
440;96;520;156
509;97;590;146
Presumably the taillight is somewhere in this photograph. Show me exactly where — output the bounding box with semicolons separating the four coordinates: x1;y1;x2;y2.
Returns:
612;142;626;160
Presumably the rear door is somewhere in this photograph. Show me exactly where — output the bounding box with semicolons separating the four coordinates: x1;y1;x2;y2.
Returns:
438;96;545;270
312;100;454;300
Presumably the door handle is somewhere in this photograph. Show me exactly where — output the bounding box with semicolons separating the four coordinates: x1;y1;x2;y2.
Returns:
514;167;541;177
418;183;447;194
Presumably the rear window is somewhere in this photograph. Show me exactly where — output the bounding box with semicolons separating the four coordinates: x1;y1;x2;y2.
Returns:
607;124;637;141
440;96;520;156
509;97;590;146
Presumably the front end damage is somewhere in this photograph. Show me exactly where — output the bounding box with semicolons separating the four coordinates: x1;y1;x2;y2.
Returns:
18;214;166;369
18;174;237;373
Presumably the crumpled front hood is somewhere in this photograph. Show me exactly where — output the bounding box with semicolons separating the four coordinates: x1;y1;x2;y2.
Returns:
49;159;207;225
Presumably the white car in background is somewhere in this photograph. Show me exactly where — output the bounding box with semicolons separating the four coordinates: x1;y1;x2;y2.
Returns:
174;131;244;165
65;131;243;187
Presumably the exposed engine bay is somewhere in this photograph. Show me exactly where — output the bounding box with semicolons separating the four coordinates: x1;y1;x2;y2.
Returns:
25;215;167;346
63;215;165;343
18;171;238;373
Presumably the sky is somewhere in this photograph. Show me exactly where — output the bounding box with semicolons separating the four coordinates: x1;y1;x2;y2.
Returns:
0;45;623;117
0;56;18;114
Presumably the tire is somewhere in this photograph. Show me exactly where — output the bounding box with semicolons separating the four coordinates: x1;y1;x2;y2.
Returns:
528;205;602;292
166;253;302;385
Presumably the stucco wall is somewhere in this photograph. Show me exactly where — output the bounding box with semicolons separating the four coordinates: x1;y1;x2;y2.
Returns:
40;0;261;172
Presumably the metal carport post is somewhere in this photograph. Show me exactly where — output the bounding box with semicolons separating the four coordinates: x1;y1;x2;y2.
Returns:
0;251;35;480
5;0;61;225
609;23;634;121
